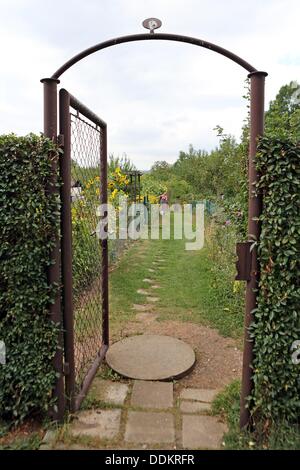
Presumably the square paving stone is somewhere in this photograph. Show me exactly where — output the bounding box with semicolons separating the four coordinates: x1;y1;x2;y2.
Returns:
182;415;227;449
70;409;121;439
90;378;129;405
180;388;218;403
53;443;95;450
131;380;173;409
180;401;211;413
125;411;175;444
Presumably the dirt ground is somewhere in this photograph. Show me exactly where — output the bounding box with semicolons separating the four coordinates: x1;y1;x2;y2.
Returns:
116;314;243;391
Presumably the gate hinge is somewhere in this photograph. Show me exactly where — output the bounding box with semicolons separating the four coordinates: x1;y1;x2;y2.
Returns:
57;134;64;146
63;362;70;375
235;242;252;281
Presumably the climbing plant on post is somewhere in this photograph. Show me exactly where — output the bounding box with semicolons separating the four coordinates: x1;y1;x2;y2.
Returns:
250;137;300;427
0;134;61;422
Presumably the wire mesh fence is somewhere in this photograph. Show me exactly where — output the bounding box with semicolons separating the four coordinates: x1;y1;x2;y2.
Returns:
70;110;104;395
59;89;108;411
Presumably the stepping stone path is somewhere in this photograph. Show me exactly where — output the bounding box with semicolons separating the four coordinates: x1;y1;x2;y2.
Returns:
180;401;211;413
89;378;129;405
182;415;227;450
137;288;150;295
125;411;175;445
180;388;218;402
70;409;121;439
43;257;226;450
136;312;158;323
131;380;173;409
133;304;153;311
146;296;159;303
50;382;227;450
106;335;195;380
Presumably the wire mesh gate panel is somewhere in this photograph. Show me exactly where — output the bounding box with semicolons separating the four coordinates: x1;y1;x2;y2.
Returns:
59;89;109;412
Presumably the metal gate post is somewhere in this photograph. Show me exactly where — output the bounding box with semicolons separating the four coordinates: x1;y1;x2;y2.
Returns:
101;125;109;346
59;89;76;411
41;77;65;421
240;71;267;428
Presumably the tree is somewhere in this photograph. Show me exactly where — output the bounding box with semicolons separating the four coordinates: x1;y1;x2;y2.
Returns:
265;81;300;141
150;161;173;181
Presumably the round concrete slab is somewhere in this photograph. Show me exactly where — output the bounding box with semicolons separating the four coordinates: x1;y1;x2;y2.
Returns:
106;335;196;381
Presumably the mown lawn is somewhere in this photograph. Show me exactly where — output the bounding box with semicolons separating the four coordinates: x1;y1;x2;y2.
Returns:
109;218;245;340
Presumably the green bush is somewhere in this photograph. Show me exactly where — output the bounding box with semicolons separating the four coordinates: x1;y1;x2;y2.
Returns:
71;203;102;298
212;379;241;427
205;215;245;339
212;380;300;449
251;137;300;424
0;134;60;423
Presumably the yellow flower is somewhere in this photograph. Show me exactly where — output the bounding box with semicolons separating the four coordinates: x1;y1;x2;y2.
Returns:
111;188;118;200
148;194;158;204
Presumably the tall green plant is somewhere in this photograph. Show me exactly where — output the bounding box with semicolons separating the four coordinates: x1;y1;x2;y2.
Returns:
250;137;300;425
0;134;60;422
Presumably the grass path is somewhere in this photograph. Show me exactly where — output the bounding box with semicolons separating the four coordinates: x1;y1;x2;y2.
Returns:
109;230;244;341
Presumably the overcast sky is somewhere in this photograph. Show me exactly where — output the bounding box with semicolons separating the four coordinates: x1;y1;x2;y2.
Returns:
1;0;299;169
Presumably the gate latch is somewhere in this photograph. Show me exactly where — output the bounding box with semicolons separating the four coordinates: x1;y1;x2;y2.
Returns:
235;242;252;281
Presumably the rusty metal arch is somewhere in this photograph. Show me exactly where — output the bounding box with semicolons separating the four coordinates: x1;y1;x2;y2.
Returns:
49;33;258;79
41;30;267;429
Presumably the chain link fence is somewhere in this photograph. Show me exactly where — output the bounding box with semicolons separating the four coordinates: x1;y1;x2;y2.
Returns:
59;89;115;411
70;111;104;394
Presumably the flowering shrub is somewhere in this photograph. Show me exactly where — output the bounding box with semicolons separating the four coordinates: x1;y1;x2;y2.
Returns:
108;167;130;203
147;194;159;204
140;174;167;202
71;167;130;292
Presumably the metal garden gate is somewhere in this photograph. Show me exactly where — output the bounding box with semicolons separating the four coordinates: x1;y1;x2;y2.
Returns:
59;89;109;412
42;19;267;427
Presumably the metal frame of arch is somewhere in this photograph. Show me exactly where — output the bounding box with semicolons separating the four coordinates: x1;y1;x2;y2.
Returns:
41;32;267;428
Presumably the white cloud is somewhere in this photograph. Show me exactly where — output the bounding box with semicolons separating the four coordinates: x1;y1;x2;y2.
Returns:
0;0;299;169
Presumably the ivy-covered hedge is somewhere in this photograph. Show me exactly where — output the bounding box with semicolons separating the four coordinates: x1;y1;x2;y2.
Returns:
251;137;300;424
0;134;60;423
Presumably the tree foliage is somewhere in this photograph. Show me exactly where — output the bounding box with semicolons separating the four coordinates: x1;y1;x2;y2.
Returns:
265;81;300;141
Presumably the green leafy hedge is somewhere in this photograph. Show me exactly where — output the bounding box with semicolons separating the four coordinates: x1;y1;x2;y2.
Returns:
0;134;60;423
251;137;300;424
